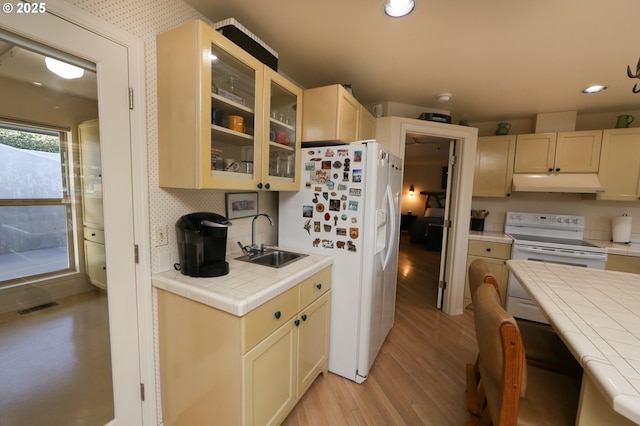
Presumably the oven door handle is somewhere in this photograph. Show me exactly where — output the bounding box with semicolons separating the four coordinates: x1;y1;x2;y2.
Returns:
514;246;607;261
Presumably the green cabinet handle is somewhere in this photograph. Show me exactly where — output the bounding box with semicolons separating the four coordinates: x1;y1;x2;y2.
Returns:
265;183;271;189
274;310;281;319
294;319;300;326
257;182;263;189
316;283;322;290
301;314;307;321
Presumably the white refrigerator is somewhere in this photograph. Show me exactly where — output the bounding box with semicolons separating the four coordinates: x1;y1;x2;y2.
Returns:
278;141;403;383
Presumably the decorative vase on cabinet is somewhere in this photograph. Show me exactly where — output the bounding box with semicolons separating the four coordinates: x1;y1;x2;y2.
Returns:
157;20;302;191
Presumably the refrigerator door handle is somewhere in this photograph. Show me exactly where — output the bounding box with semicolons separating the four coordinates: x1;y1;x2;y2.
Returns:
382;185;396;270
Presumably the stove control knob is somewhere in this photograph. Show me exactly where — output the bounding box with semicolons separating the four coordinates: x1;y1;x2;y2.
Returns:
573;218;580;224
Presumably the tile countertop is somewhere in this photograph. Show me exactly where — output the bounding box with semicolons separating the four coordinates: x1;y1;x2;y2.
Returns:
468;230;513;244
152;250;333;317
507;259;640;425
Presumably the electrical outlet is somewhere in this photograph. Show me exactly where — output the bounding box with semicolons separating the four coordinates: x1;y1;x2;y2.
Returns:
155;225;168;247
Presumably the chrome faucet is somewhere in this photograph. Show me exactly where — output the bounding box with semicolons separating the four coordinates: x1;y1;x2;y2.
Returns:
250;213;273;254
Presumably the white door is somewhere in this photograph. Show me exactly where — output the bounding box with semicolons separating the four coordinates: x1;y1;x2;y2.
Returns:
0;9;143;424
436;141;456;309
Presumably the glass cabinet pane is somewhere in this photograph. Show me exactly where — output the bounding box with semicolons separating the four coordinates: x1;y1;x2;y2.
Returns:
210;43;257;180
268;80;297;181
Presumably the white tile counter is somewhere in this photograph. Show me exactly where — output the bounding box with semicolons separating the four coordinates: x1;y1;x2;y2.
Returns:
152;251;333;317
590;240;640;258
507;259;640;425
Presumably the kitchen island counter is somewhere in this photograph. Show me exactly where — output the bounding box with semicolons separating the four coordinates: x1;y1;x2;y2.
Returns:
152;250;333;317
507;259;640;425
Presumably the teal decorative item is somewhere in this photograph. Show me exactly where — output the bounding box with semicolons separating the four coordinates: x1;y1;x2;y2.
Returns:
496;122;511;135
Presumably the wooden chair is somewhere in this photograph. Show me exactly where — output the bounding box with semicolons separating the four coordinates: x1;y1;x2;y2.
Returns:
468;283;581;425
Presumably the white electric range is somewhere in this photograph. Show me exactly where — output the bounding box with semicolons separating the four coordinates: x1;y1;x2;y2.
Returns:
505;211;608;324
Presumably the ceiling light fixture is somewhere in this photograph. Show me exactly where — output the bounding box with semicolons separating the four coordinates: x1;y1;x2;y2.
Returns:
45;57;84;79
437;93;452;102
384;0;415;17
582;85;607;94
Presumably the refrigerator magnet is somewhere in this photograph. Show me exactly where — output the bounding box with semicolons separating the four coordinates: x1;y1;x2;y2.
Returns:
324;212;330;221
350;228;359;239
354;151;362;162
305;162;316;171
322;239;334;249
316;203;325;212
336;241;346;249
314;221;320;232
352;170;362;183
333;160;342;168
303;206;313;217
343;172;349;181
347;241;357;252
341;214;347;221
324;149;335;157
337;149;349;156
322;160;331;170
329;200;340;211
324;224;332;232
336;228;347;236
304;219;311;235
338;184;347;191
322;192;329;200
327;180;335;190
348;200;359;211
349;188;362;196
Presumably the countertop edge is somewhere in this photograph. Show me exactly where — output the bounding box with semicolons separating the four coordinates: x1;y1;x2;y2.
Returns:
152;254;333;317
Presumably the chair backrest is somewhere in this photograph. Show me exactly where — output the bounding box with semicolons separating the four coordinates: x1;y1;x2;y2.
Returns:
468;259;500;303
474;283;526;426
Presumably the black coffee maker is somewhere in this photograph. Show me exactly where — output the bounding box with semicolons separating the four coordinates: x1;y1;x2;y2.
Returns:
175;212;231;277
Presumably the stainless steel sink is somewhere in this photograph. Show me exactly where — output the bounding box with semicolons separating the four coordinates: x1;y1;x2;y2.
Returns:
235;249;307;268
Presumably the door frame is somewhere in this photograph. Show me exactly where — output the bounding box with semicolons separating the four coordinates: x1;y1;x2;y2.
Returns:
376;116;477;316
0;1;155;424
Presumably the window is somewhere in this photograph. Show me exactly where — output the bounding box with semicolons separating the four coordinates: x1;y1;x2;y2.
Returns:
0;121;75;285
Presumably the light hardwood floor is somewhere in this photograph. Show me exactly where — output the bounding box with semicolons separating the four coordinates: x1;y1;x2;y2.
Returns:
283;234;478;426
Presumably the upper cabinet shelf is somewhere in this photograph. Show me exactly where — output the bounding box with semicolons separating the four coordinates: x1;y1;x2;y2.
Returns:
157;20;302;191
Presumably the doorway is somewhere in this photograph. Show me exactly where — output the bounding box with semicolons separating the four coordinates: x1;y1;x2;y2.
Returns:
0;8;145;424
400;135;455;308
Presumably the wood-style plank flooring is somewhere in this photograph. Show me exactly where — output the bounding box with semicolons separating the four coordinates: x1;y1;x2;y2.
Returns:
283;233;478;425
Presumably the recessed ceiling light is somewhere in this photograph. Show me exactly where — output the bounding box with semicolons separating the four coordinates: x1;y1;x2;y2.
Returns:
385;0;415;17
582;85;607;94
437;93;452;102
45;57;84;79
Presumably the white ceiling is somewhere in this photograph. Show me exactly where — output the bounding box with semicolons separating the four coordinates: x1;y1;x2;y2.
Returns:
183;0;640;123
0;42;97;100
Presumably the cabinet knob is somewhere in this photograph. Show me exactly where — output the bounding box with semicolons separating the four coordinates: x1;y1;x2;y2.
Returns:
102;266;106;270
264;183;271;190
274;311;281;319
316;283;322;290
257;182;263;189
91;233;96;236
548;168;553;172
486;248;491;252
294;319;300;326
555;168;561;172
301;314;307;321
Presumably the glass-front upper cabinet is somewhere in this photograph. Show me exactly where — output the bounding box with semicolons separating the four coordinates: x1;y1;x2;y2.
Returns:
158;20;264;190
263;68;302;191
210;42;260;186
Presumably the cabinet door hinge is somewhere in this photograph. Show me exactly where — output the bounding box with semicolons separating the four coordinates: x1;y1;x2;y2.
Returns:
438;280;447;290
129;87;134;110
140;383;145;401
450;155;457;166
134;244;139;264
443;219;452;228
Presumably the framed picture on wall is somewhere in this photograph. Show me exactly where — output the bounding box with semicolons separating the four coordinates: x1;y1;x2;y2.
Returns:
225;192;259;219
441;166;448;189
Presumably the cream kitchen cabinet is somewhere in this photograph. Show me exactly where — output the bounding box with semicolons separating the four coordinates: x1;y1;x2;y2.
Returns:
592;128;640;201
513;130;602;174
83;228;107;291
157;20;302;191
606;254;640;274
464;240;511;308
79;119;106;291
158;267;331;426
302;84;373;143
358;104;376;140
472;135;516;197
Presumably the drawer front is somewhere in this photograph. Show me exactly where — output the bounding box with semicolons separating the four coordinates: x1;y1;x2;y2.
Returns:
467;240;511;259
84;227;105;244
242;286;299;354
299;267;332;309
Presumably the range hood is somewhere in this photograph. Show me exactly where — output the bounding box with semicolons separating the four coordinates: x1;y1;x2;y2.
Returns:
512;173;605;193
